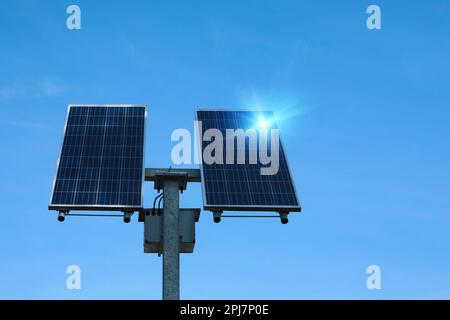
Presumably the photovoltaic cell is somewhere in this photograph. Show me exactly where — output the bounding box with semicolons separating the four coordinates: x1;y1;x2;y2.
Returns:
49;105;146;211
196;110;301;212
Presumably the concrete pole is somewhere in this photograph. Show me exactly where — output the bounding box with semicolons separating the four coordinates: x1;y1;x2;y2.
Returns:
162;179;180;300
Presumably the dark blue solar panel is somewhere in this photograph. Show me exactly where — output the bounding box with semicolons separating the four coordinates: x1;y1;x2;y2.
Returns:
49;105;146;211
196;110;301;212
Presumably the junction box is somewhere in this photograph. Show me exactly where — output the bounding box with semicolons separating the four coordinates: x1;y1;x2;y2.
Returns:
144;208;201;254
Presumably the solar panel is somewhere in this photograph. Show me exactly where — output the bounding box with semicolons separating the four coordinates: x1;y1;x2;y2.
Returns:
49;105;146;212
196;109;301;213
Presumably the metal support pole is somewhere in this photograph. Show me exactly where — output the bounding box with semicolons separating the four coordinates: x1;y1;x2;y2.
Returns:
162;179;180;300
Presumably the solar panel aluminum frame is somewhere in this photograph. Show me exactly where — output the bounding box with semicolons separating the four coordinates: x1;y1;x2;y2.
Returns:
48;104;147;212
195;108;302;213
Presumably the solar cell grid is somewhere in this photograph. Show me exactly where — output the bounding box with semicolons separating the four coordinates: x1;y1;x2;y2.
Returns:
196;110;301;212
49;105;146;211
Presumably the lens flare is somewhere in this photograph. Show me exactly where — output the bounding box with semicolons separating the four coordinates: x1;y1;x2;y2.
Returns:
258;118;269;129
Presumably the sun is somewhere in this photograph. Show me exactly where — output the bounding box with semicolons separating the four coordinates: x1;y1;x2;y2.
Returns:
257;117;271;130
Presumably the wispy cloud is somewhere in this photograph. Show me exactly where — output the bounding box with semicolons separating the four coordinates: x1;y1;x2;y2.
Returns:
0;78;70;100
0;86;22;99
39;78;68;97
9;120;50;131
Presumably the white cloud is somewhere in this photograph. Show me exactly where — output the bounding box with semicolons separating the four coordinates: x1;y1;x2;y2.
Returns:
39;78;68;97
0;86;21;99
10;120;49;131
0;78;70;100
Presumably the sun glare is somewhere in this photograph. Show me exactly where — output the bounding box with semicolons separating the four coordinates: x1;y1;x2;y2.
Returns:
258;118;269;129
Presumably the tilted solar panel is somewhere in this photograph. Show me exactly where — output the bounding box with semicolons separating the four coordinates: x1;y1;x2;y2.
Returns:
49;105;146;212
196;110;301;213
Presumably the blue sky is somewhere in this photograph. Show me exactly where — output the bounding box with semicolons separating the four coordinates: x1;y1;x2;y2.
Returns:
0;0;449;299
